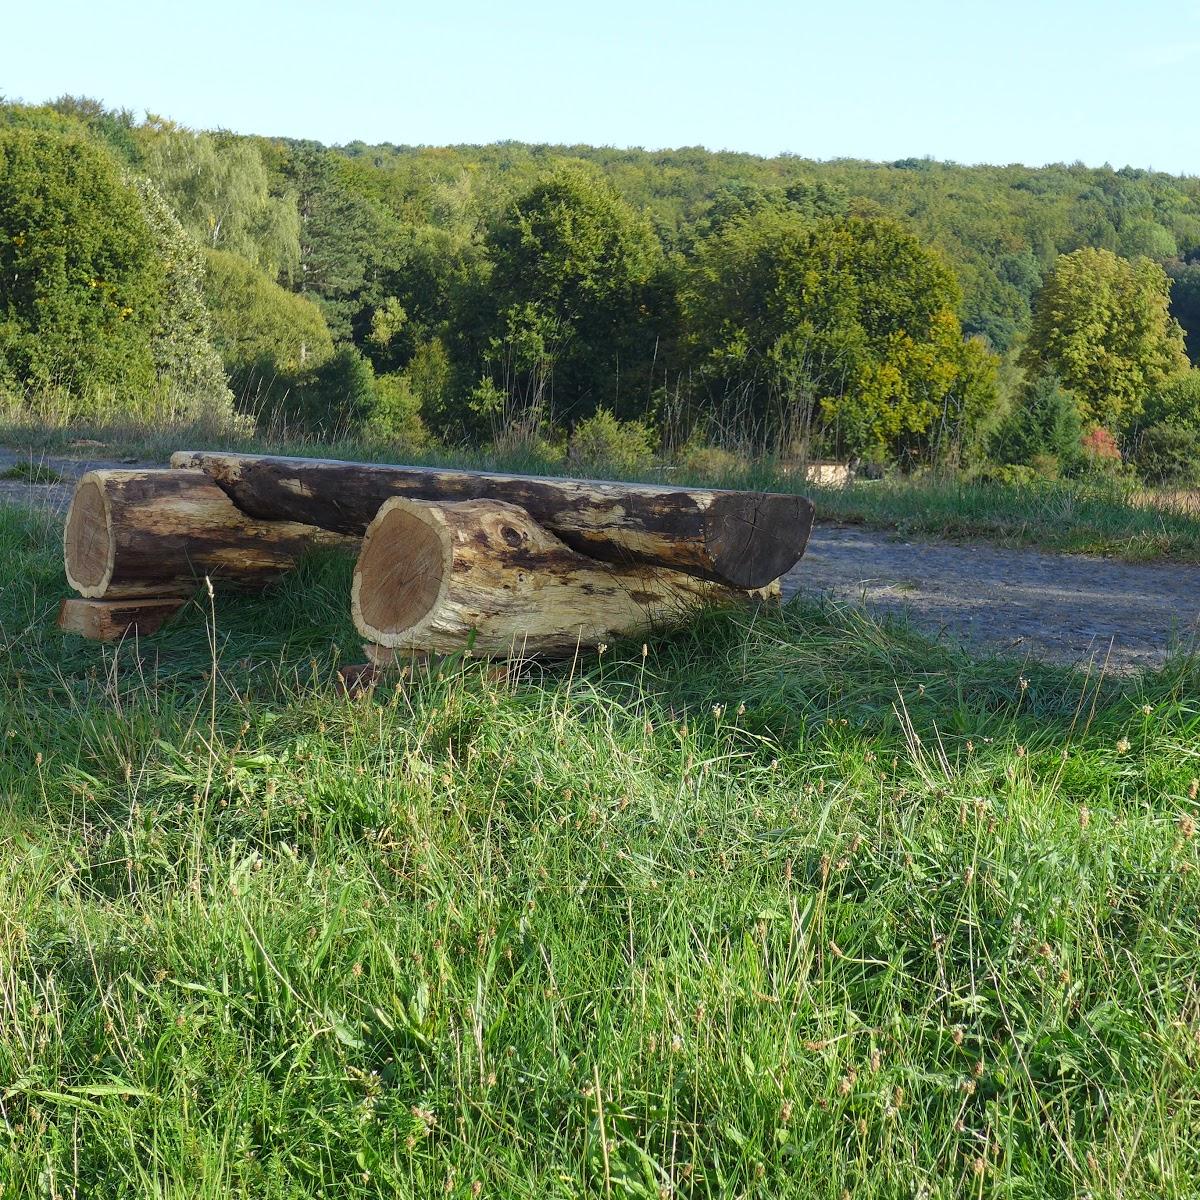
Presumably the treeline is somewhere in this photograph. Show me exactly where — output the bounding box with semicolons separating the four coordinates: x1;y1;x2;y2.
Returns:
2;96;1200;482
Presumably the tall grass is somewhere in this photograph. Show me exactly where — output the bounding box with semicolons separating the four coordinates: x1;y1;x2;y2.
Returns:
3;500;1200;1196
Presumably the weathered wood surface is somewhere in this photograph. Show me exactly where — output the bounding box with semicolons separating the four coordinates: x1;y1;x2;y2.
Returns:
58;597;186;641
64;469;352;600
351;496;779;657
172;450;814;589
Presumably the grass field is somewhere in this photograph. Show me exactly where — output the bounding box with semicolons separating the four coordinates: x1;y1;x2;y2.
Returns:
3;499;1200;1197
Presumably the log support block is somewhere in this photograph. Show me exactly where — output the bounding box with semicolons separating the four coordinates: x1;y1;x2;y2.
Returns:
58;597;186;641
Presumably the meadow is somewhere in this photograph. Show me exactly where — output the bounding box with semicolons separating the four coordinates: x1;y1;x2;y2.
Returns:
3;496;1200;1198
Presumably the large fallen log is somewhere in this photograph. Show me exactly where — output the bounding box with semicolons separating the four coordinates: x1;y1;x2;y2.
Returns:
64;469;351;599
172;450;814;589
351;496;778;657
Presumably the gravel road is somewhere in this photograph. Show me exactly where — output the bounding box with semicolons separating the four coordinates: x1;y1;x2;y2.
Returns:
783;525;1200;671
4;446;1198;671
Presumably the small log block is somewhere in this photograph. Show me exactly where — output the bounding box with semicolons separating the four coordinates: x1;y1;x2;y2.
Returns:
58;597;185;641
64;469;353;600
172;450;814;589
351;496;777;657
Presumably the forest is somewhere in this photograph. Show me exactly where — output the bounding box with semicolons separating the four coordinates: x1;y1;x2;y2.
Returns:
3;94;1200;484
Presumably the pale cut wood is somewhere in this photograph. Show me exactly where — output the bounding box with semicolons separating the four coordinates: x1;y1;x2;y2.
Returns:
351;496;779;657
58;597;186;641
172;450;814;589
64;469;353;600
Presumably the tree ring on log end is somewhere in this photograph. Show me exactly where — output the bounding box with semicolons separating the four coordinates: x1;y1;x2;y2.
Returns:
64;477;114;598
353;500;450;642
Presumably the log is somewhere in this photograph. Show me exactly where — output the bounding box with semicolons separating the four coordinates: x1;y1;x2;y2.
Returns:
63;469;352;599
58;597;185;641
351;496;778;657
172;450;814;589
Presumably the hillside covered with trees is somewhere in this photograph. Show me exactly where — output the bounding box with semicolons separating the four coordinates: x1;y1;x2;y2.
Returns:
3;95;1200;483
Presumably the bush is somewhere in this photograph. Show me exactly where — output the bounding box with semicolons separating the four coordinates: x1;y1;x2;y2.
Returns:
283;346;377;436
988;373;1082;468
680;444;745;481
567;410;655;477
0;127;164;407
1139;370;1200;433
966;462;1040;487
365;373;429;449
1132;422;1200;486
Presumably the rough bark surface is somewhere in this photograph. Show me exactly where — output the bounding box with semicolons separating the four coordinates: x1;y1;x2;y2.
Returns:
351;496;779;656
64;469;352;599
173;450;814;589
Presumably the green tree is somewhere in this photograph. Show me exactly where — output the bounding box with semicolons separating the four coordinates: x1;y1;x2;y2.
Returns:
133;179;234;424
989;373;1083;470
0;127;164;408
1166;258;1200;363
681;209;993;461
1022;248;1188;432
282;143;396;340
468;163;663;429
138;121;300;279
202;249;334;401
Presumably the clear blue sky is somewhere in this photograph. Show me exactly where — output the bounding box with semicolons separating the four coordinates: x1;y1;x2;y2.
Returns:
4;0;1199;172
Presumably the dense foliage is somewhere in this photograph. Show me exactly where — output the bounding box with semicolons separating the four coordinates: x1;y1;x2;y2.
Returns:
1021;247;1188;431
0;127;164;406
2;97;1200;477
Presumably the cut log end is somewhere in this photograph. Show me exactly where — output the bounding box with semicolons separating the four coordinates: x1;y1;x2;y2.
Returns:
353;496;780;657
705;492;815;588
353;501;450;640
63;478;113;598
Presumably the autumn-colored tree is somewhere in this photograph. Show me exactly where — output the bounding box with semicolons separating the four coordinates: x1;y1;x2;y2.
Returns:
681;209;996;461
1022;248;1188;433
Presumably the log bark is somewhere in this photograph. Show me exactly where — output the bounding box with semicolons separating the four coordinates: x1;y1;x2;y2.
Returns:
64;469;353;600
172;450;814;589
58;597;186;641
351;496;779;657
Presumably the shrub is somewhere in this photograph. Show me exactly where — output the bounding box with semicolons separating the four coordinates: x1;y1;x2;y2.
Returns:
967;462;1040;487
0;127;163;407
299;347;376;435
680;444;745;481
365;373;429;449
567;410;655;477
1139;370;1200;433
988;373;1081;468
1079;425;1122;461
1132;422;1200;486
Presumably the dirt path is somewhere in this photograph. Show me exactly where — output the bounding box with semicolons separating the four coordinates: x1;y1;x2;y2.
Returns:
783;525;1200;671
4;446;1198;671
0;445;157;512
